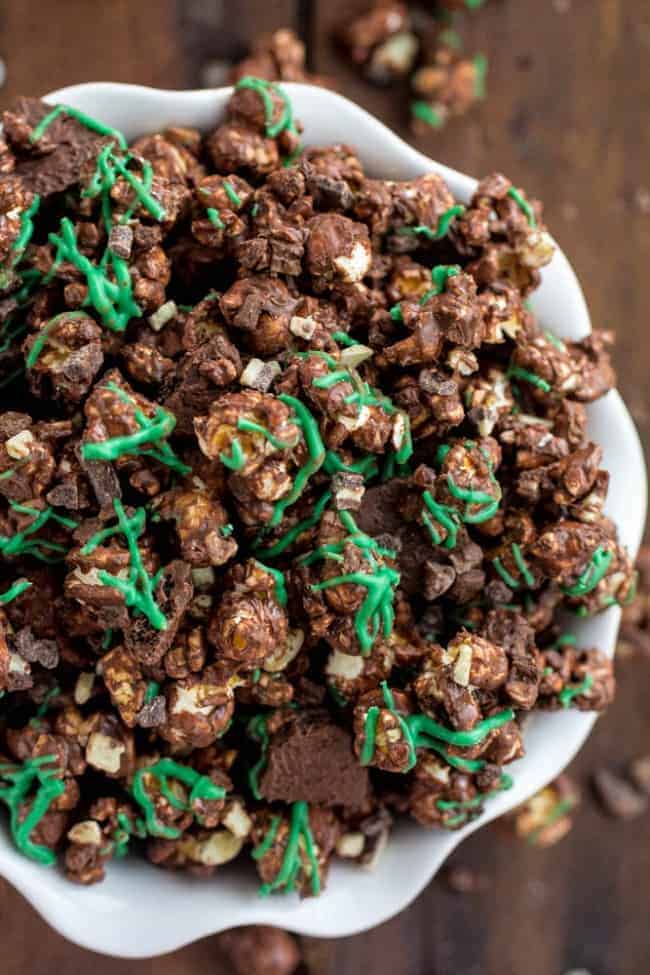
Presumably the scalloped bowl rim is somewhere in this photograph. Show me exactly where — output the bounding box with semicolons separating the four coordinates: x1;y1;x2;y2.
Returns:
0;82;645;958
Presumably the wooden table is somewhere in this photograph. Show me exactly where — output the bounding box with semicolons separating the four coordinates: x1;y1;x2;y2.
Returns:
1;1;649;972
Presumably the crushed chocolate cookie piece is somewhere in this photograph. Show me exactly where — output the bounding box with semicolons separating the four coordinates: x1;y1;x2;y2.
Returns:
260;712;370;808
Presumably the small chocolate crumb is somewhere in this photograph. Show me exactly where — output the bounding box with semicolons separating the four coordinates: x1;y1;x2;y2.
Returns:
14;627;59;669
108;224;134;260
136;696;167;728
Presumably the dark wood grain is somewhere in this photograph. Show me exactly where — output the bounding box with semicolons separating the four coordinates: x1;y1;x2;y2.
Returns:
0;1;649;973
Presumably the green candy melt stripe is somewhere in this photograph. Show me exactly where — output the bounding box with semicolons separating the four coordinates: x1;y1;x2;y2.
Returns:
131;758;226;839
419;264;461;304
9;195;41;269
396;205;465;242
507;186;537;228
253;490;332;559
29;104;128;149
562;547;612;597
507;364;551;393
45;218;140;333
411;100;444;129
267;396;326;529
206;207;224;228
254;561;288;606
26;311;88;369
0;579;31;604
0;755;65;864
84;499;167;631
81;382;189;474
361;683;515;769
258;801;320;897
558;673;594;708
236;76;298;139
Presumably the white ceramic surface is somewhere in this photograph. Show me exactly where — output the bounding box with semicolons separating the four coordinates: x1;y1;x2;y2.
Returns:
0;82;646;958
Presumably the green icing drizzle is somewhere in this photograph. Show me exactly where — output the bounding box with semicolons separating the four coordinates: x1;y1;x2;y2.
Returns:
7;195;41;269
258;801;320;897
544;330;566;351
29;104;128;150
131;758;226;839
323;451;378;479
0;755;65;864
81;382;190;474
252;814;280;860
254;561;288;606
361;682;514;770
253;490;332;559
436;774;513;826
223;181;242;208
144;681;160;704
112;811;146;858
332;331;358;347
45;218;140;333
267;396;325;529
0;502;76;562
558;673;594;709
219;437;246;471
562;547;612;597
397;205;465;242
506;364;552;394
237;416;299;450
421;490;460;549
0;579;31;604
83;142;165;223
411;100;444;129
308;511;400;656
26;311;89;368
220;523;234;538
82;499;167;631
549;634;577;652
420;264;462;304
507;187;537;228
235;76;298;139
31;684;60;724
493;543;534;589
206;207;224;229
473;54;488;99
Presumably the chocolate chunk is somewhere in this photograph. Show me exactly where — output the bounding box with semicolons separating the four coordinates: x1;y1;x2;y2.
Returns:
6;97;110;198
46;480;81;509
259;712;370;808
136;695;167;728
107;224;134;260
78;448;122;507
14;626;59;669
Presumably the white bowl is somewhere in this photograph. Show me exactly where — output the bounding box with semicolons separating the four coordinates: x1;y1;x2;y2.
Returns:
0;82;645;958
